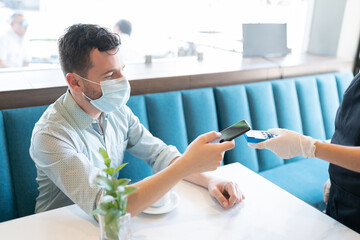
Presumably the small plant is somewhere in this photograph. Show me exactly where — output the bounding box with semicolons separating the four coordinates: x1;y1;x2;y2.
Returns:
92;148;137;240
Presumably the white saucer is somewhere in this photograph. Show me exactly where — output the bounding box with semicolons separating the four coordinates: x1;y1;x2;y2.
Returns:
143;191;180;215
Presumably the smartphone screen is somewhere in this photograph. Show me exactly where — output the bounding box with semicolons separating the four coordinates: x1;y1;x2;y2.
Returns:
218;120;251;143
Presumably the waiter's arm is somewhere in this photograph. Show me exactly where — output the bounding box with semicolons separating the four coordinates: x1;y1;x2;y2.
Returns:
315;142;360;173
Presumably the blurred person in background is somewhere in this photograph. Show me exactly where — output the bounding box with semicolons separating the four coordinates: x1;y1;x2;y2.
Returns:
0;12;31;68
114;19;132;37
113;19;144;63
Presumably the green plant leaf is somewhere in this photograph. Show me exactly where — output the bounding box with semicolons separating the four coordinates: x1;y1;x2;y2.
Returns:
117;185;125;194
105;219;119;240
95;148;138;228
115;163;128;174
117;178;130;186
102;195;116;203
104;167;115;177
100;201;117;212
99;202;110;213
120;198;128;215
91;208;106;215
104;158;111;169
99;147;109;159
99;148;111;168
105;209;122;226
93;175;113;191
123;186;138;197
112;177;119;191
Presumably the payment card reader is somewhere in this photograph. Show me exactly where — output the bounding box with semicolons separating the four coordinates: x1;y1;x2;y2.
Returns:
244;130;274;143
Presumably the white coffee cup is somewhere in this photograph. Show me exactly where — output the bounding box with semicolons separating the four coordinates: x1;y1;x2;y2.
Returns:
151;191;171;208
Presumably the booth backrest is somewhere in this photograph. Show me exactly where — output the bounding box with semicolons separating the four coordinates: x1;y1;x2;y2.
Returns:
0;111;16;222
1;106;48;220
0;71;354;222
120;72;353;177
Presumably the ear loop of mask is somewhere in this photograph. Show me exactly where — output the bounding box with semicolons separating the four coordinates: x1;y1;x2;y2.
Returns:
72;73;100;101
73;73;100;85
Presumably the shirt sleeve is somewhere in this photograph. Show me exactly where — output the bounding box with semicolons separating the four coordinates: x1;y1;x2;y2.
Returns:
124;106;181;173
30;126;103;216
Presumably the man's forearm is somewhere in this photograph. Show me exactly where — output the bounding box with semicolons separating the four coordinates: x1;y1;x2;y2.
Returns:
170;157;211;188
126;131;236;215
184;172;212;188
126;156;190;216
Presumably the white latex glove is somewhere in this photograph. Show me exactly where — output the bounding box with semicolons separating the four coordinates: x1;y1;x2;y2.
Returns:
248;128;318;159
323;179;331;204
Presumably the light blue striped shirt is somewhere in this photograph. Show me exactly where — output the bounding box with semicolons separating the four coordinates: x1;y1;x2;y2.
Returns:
30;90;180;216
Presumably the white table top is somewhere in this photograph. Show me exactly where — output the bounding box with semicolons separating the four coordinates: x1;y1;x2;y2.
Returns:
0;163;359;240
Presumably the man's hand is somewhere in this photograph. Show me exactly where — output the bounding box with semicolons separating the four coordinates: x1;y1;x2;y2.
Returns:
207;178;245;209
179;131;235;175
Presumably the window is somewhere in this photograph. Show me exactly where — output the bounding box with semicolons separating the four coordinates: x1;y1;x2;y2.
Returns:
0;0;311;69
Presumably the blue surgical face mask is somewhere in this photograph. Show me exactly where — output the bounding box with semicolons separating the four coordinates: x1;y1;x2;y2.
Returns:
74;73;130;113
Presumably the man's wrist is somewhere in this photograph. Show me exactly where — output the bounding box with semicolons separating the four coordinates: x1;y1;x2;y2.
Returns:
183;172;212;188
168;155;193;179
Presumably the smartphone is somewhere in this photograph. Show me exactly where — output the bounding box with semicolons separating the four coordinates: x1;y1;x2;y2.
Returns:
244;130;274;143
212;120;251;143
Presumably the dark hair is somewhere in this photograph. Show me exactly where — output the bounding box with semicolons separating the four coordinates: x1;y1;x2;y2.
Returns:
58;24;121;77
115;19;132;36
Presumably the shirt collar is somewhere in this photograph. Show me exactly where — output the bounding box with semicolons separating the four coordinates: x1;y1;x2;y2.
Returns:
62;90;95;130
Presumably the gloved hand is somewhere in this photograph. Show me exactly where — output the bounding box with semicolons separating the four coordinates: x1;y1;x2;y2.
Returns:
248;128;318;159
323;179;331;204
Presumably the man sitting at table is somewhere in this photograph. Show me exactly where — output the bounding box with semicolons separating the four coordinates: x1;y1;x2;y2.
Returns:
29;24;244;217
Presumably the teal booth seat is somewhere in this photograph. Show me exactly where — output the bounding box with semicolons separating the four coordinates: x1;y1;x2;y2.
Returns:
2;106;48;220
0;111;16;222
0;71;354;222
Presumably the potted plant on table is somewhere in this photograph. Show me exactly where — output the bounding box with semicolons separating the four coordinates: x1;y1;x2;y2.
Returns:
92;148;137;240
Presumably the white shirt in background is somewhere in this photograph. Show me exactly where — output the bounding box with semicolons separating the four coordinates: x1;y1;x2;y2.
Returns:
0;29;31;67
118;33;144;63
